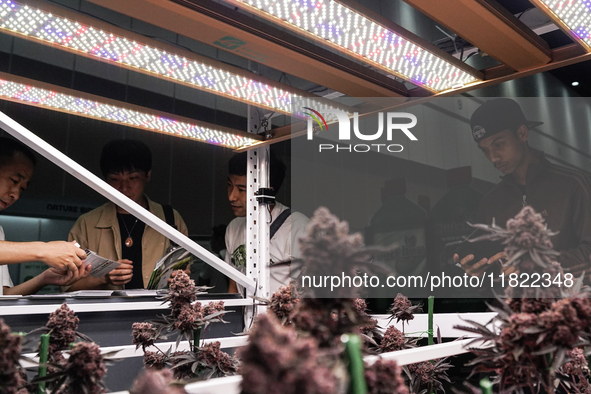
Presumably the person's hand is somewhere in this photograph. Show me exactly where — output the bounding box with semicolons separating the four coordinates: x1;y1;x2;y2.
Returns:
454;251;507;277
106;259;133;286
40;241;86;273
40;264;91;286
500;260;519;276
167;266;192;285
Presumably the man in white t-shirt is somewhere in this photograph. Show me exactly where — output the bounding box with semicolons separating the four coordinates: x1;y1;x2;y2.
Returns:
225;152;309;295
0;137;88;295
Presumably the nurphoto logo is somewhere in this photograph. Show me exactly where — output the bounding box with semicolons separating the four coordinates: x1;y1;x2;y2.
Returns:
304;108;418;153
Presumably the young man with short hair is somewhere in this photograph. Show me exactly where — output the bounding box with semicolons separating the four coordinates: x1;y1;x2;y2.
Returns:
67;139;188;290
456;99;591;280
225;151;310;294
0;137;89;295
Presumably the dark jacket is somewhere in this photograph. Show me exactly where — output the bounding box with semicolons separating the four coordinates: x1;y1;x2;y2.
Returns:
478;153;591;280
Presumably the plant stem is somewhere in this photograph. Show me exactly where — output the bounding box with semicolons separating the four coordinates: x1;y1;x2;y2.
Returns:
546;353;552;389
428;296;434;346
342;334;367;394
38;333;50;394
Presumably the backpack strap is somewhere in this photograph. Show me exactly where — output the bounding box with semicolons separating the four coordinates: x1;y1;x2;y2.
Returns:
270;209;291;240
162;205;178;248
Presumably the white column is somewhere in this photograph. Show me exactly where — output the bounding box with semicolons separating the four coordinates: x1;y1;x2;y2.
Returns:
244;146;271;328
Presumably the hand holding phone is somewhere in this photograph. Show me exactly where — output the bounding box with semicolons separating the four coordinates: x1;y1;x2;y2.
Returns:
453;251;505;277
445;229;505;277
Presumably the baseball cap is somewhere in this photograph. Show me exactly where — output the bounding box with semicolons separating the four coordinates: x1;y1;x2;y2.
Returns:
470;98;543;143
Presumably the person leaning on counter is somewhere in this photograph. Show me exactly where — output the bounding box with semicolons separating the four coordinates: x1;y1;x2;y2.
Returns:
66;139;188;291
0;137;89;295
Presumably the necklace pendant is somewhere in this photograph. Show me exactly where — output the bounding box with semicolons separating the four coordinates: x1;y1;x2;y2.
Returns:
125;237;133;247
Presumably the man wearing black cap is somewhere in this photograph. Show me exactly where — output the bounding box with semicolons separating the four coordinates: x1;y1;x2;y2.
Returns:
456;98;591;280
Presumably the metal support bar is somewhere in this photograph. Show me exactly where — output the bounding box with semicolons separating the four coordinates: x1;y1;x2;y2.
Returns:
243;145;271;326
0;111;255;292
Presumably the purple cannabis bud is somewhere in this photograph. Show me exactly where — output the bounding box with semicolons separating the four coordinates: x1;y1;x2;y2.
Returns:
173;304;201;332
292;298;366;348
297;208;384;299
350;298;379;337
171;351;194;380
168;342;237;380
239;314;337;394
558;347;591;394
143;351;167;370
55;342;107;394
168;271;197;305
47;304;79;353
67;342;106;379
0;319;21;372
197;342;236;375
203;301;225;317
132;322;157;350
408;361;435;384
47;304;79;331
405;359;452;394
0;319;27;394
389;294;422;326
506;206;554;252
365;359;409;394
379;326;408;353
269;284;300;325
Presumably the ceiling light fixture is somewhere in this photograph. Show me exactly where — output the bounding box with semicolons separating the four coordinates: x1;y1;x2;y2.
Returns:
529;0;591;51
221;0;483;92
0;0;339;116
0;72;262;149
572;81;580;86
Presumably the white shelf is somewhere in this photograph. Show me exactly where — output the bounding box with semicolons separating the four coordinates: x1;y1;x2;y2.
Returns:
0;298;254;315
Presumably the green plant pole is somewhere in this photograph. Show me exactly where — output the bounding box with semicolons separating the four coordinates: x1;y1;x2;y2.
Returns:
37;333;50;394
480;378;493;394
193;327;202;352
428;296;434;346
342;334;367;394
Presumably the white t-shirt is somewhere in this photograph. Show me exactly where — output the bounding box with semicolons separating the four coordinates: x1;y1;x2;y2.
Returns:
225;202;310;295
0;226;15;288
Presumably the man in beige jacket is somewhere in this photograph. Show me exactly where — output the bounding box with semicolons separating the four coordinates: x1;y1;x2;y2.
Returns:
67;140;188;290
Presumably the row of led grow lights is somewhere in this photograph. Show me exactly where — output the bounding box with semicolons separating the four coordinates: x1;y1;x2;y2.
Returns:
0;0;316;115
531;0;591;50
0;77;260;148
228;0;480;92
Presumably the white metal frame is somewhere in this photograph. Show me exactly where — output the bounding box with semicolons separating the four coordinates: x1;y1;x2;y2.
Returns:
0;111;255;292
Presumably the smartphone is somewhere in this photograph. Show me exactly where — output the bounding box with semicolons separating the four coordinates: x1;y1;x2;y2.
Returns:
444;228;504;266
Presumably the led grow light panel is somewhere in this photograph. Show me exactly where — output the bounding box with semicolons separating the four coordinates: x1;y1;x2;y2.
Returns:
0;75;260;148
530;0;591;50
226;0;481;92
0;0;327;114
